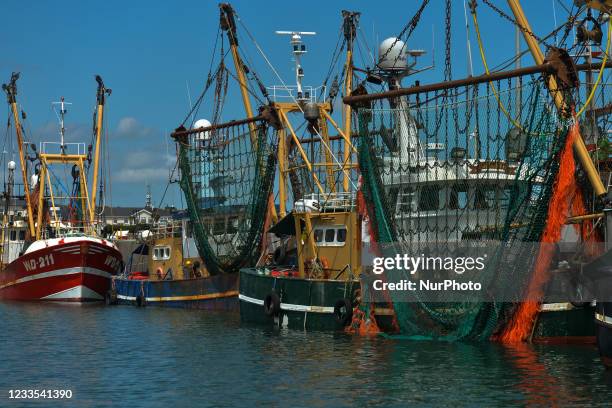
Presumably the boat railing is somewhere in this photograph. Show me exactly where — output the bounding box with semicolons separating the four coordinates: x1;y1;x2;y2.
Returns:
150;220;182;239
266;85;326;103
39;142;87;156
301;191;356;211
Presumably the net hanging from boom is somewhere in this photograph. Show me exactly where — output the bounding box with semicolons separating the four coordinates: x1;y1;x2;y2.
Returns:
355;73;575;340
175;119;278;276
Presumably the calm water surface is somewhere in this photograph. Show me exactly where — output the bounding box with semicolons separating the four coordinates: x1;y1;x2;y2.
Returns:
1;302;612;407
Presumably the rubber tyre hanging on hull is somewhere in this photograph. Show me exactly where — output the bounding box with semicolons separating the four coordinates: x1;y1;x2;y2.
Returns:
105;289;118;306
136;295;147;307
264;292;280;317
334;298;353;326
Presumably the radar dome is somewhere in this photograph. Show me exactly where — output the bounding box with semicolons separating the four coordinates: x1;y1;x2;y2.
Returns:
378;37;408;71
193;119;212;141
7;161;16;171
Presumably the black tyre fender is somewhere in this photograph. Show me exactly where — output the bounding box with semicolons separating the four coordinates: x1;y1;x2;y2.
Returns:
334;298;353;326
105;289;118;306
264;291;281;317
136;294;146;307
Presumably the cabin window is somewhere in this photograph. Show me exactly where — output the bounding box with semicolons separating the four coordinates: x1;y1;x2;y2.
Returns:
314;226;347;247
499;187;513;210
18;230;25;241
398;187;415;213
212;218;226;235
418;186;439;211
448;184;468;210
337;228;347;243
10;230;16;241
474;187;497;210
153;246;171;261
325;229;335;243
227;217;238;234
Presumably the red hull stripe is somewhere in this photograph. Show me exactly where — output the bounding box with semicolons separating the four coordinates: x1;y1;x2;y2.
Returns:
0;267;112;290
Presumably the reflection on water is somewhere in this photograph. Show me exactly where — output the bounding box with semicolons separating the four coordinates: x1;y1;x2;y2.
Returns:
0;302;611;407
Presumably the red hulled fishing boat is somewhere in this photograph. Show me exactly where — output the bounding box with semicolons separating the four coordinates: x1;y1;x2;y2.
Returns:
0;73;122;301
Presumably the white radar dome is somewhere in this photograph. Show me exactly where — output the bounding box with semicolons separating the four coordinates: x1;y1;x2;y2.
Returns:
378;37;408;71
7;161;16;171
193;119;212;141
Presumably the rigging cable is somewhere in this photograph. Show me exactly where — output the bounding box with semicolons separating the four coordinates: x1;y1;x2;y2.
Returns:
575;18;611;118
234;12;358;191
471;2;538;132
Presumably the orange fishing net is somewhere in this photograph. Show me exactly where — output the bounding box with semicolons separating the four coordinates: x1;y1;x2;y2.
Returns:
497;121;581;343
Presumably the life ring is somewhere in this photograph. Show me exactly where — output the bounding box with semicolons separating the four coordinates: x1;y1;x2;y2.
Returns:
263;291;281;317
334;298;353;326
136;294;147;307
105;289;118;306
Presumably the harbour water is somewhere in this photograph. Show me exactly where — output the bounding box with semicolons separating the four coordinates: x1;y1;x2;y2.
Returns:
1;302;612;407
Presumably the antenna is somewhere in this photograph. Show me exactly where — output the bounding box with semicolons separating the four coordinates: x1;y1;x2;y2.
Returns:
275;30;316;100
52;97;72;154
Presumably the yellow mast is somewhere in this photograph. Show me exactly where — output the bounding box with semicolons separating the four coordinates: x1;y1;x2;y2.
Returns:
342;11;359;193
277;128;287;217
2;73;36;237
220;3;258;146
506;0;607;197
35;164;46;240
219;4;277;222
89;76;110;224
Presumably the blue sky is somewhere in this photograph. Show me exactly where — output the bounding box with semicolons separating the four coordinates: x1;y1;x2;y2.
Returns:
0;0;579;208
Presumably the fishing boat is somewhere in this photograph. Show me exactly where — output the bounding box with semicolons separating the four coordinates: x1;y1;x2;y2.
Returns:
580;241;612;367
108;212;239;309
236;0;612;339
0;73;123;301
108;4;277;310
343;0;612;341
110;1;611;342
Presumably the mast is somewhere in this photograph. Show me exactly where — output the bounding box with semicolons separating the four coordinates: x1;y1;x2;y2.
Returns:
219;3;258;146
2;73;36;237
515;24;522;119
342;11;359;192
506;0;607;198
52;97;72;154
89;75;110;223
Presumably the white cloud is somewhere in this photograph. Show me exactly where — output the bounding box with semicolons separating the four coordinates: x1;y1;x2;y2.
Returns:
115;117;155;138
113;151;175;184
32;121;90;143
114;167;170;183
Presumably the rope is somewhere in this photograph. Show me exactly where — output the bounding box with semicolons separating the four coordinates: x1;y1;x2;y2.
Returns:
576;18;611;118
471;6;534;133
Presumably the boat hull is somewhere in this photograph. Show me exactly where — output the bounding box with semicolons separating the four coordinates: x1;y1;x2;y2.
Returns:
596;302;612;369
239;268;360;331
112;273;238;311
530;303;596;344
0;238;123;302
